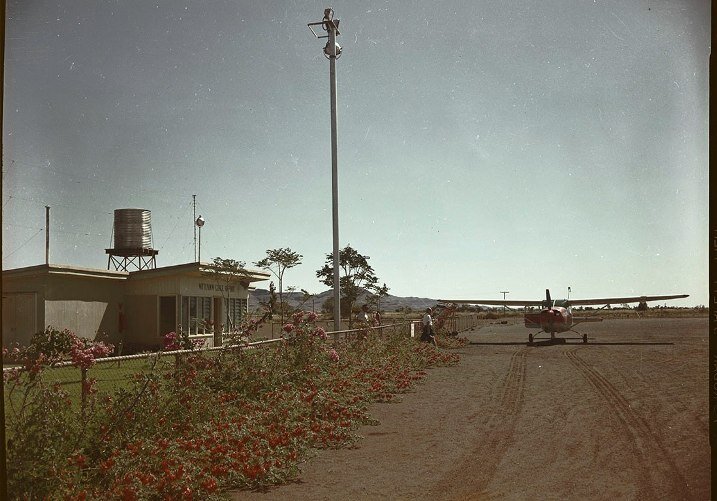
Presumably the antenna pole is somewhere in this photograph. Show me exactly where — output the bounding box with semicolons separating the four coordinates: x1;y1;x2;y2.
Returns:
193;195;197;262
0;1;8;495
45;205;50;265
500;291;510;315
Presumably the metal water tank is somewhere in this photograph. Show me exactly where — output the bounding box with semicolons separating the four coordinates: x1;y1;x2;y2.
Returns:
113;209;153;250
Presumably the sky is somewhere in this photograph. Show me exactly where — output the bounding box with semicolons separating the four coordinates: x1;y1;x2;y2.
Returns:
2;0;710;307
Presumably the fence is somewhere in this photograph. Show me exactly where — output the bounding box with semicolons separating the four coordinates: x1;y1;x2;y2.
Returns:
3;315;478;417
439;314;480;333
253;319;354;340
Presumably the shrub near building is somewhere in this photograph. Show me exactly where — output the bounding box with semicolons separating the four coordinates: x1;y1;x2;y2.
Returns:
4;312;459;499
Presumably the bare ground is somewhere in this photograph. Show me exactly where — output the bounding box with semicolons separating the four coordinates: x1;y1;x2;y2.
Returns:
233;317;710;500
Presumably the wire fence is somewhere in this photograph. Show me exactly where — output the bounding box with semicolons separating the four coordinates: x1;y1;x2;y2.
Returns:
4;316;478;417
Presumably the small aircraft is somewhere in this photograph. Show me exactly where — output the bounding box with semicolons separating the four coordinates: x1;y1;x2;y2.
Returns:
439;290;689;344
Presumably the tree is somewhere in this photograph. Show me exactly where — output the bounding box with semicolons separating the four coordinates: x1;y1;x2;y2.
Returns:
374;282;390;313
300;289;318;313
316;245;379;328
201;257;250;345
258;281;278;318
320;295;352;319
254;248;303;325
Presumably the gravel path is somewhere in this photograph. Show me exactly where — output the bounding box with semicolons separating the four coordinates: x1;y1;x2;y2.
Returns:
232;317;709;500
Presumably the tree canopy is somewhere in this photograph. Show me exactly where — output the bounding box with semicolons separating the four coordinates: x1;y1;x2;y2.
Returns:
254;248;303;324
316;245;380;327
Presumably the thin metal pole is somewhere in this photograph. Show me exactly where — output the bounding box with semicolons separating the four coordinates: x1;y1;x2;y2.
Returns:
193;194;197;262
500;291;509;315
198;226;201;263
328;21;341;332
45;205;50;265
0;0;8;495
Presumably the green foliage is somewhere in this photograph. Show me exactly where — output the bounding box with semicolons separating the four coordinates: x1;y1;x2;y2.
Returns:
320;295;352;319
24;327;75;366
5;382;81;499
372;282;390;311
206;257;247;276
4;313;459;499
254;248;303;324
316;245;381;327
254;248;302;275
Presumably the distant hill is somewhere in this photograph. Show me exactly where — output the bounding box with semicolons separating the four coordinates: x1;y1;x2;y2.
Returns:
247;288;437;313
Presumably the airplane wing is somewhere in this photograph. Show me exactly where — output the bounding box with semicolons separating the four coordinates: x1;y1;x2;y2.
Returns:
440;293;689;307
567;294;688;306
438;298;545;306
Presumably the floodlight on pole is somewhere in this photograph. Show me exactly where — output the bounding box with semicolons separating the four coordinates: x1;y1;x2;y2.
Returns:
195;215;205;263
308;8;342;332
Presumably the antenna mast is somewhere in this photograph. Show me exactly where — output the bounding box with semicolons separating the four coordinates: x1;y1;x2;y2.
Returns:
193;194;197;262
45;205;50;265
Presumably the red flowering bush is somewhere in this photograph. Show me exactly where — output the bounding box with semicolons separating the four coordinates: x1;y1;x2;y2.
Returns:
4;315;459;499
3;328;115;498
163;330;205;351
70;336;115;370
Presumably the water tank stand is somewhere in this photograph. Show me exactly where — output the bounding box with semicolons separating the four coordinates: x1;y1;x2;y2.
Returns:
105;248;159;271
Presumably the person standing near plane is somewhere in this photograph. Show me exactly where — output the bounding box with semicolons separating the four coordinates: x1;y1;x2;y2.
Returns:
421;307;437;347
356;304;370;324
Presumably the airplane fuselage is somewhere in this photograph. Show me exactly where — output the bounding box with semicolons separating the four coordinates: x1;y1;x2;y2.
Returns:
525;306;573;333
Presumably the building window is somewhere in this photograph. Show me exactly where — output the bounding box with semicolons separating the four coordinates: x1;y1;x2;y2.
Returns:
225;298;248;332
181;296;212;335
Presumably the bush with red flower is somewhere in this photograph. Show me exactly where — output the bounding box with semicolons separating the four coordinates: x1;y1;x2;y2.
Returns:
4;314;460;499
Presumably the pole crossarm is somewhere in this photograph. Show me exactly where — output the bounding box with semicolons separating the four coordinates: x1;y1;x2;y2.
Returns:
307;8;340;38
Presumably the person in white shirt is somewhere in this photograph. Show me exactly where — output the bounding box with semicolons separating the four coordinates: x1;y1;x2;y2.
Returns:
356;304;370;324
421;307;437;347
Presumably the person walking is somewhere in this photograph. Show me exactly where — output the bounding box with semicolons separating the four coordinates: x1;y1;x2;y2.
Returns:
356;304;370;324
421;307;437;347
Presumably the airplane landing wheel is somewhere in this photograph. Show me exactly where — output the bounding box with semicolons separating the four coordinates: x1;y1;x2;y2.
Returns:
528;333;534;345
582;334;588;344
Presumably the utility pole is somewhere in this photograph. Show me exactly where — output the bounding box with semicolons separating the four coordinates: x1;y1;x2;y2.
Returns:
195;215;205;263
308;8;342;332
192;194;197;262
500;290;510;315
1;0;8;495
45;205;50;265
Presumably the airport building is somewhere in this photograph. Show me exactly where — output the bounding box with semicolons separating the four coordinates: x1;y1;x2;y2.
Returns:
2;262;270;352
1;209;270;352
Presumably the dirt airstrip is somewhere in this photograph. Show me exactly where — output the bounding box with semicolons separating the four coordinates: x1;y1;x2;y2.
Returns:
234;317;709;500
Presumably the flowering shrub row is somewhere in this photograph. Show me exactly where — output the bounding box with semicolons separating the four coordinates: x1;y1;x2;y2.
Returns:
4;315;459;499
3;328;114;382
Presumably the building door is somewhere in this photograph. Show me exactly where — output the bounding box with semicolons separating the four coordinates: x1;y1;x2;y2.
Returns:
2;293;37;346
159;296;176;337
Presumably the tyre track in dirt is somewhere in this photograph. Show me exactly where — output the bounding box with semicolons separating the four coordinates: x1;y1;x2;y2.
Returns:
427;347;527;500
564;348;693;501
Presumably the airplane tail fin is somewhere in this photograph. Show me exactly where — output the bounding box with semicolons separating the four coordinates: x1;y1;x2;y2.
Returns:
545;289;551;304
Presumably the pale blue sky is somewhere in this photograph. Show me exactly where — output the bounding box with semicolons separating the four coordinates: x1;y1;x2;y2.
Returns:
3;0;709;306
